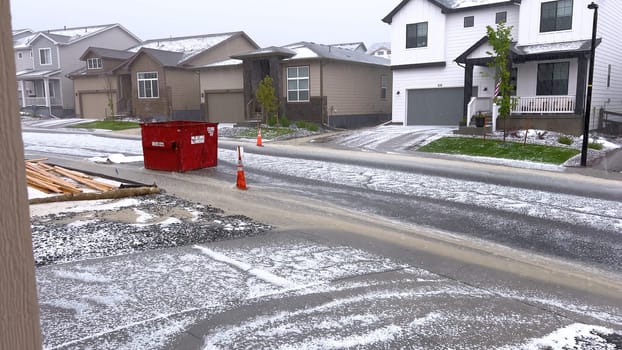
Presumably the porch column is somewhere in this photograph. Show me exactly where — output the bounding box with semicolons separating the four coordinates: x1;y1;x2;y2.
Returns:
463;62;474;119
18;80;26;108
43;78;50;107
575;55;588;115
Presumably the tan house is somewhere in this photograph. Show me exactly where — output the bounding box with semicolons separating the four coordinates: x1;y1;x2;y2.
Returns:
223;42;392;128
68;47;133;118
70;31;258;120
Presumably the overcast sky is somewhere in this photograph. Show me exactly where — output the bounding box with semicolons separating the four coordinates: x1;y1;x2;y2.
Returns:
9;0;400;48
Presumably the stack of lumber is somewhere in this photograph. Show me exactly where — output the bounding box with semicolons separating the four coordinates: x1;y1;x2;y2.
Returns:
26;159;116;195
26;159;161;204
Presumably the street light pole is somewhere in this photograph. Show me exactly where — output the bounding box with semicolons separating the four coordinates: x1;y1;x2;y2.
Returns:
581;2;599;167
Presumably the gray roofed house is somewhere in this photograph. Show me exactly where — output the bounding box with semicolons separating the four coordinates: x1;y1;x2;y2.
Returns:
71;30;260;121
211;41;392;127
13;23;142;117
367;42;392;59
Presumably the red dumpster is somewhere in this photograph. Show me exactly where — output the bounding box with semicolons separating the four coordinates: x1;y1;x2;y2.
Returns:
140;121;218;172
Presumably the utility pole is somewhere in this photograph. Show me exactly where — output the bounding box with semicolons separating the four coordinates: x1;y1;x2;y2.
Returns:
581;2;599;167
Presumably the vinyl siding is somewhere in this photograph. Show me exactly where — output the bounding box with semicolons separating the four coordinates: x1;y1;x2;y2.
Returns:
517;0;593;46
59;27;140;110
389;3;519;122
323;61;392;116
185;35;257;67
15;49;33;72
31;37;59;70
281;60;321;99
591;0;622;123
166;68;200;111
131;54;168;118
200;66;243;96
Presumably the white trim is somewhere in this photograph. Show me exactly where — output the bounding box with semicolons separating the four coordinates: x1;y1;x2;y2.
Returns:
286;66;310;102
137;71;159;99
19;81;26;108
87;57;103;69
39;48;52;66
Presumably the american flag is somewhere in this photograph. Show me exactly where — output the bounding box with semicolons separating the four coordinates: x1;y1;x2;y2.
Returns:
493;80;501;98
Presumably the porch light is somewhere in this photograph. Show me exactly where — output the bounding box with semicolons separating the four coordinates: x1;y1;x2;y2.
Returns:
580;2;598;167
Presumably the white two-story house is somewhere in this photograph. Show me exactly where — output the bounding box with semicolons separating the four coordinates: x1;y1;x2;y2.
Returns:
383;0;621;134
13;24;141;117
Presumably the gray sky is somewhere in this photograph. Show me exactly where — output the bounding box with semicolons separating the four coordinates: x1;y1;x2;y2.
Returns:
9;0;400;47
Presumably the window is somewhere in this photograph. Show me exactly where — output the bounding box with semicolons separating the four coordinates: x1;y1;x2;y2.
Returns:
387;50;392;55
510;67;518;96
540;0;573;32
607;64;612;88
381;75;388;99
376;51;385;56
287;66;309;102
137;72;159;99
464;16;474;28
18;52;23;60
30;50;33;58
406;22;428;48
87;58;103;70
537;62;569;95
39;48;51;65
495;11;507;24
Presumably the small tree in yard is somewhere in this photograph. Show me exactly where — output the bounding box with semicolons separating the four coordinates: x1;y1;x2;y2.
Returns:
255;75;278;124
486;22;513;141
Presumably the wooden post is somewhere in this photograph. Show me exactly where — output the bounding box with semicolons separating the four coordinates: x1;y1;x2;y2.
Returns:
0;0;43;348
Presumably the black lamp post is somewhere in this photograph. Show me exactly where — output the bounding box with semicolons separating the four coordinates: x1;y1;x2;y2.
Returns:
581;2;599;167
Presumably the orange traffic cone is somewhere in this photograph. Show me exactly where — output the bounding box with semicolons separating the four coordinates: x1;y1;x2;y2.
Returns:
236;146;247;190
256;127;264;147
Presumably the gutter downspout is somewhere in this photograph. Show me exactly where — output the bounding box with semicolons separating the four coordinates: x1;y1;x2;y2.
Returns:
320;59;326;126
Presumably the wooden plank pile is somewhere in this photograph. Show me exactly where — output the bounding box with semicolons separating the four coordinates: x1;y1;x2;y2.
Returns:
26;159;116;195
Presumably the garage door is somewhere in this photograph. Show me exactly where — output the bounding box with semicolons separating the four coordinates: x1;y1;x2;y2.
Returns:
407;88;463;126
206;92;244;123
81;93;116;119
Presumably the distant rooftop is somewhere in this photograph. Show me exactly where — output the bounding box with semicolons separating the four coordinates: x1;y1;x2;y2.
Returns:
129;32;240;64
283;42;390;66
329;42;367;52
12;24;136;48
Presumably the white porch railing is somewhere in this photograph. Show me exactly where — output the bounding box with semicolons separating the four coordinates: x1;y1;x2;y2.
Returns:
466;97;476;126
511;95;576;114
24;96;61;106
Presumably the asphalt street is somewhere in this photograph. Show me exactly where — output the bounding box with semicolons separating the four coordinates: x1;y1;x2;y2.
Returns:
22;122;622;348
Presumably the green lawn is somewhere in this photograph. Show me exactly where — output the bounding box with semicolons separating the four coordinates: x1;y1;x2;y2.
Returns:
236;127;296;139
418;137;580;164
70;120;140;131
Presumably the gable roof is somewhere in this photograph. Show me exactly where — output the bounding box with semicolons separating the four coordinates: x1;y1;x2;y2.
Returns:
367;42;391;54
12;24;141;49
383;0;521;23
79;47;135;61
283;42;390;66
128;31;259;65
329;42;367;52
231;46;297;60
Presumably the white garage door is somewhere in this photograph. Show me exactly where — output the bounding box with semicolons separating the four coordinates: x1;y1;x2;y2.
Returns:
206;92;245;123
81;93;116;119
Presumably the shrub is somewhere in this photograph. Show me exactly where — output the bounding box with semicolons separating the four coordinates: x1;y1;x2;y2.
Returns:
295;120;306;129
305;122;319;132
588;142;603;150
267;114;277;127
280;114;291;127
558;135;573;145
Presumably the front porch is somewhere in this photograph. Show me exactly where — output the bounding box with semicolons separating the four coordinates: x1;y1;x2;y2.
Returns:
455;37;596;135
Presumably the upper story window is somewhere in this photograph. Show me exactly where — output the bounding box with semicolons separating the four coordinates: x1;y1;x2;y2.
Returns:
18;52;23;60
376;51;385;56
39;48;52;65
464;16;474;28
287;66;310;102
495;11;507;24
87;58;103;70
406;22;428;48
137;72;159;99
29;50;32;58
381;75;388;99
540;0;573;32
536;62;569;95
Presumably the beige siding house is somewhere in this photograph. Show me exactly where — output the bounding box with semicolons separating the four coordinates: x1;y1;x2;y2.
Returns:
71;31;258;120
230;42;392;128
